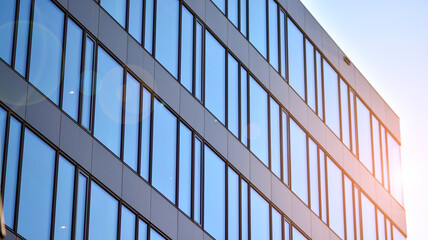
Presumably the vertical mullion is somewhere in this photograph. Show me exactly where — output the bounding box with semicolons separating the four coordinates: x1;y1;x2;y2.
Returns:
284;15;289;82
279;107;283;182
225;165;229;240
148;95;155;184
117;201;122;240
84;176;92;240
190;133;195;220
120;71;127;161
200;142;205;228
338;76;343;141
175;119;180;206
178;3;182;83
225;52;229;130
266;0;270;63
49;153;60;240
11;0;21;68
192;16;197;96
78;32;87;125
13;123;25;231
90;45;99;134
0;113;11;198
354;93;360;159
58;15;69;109
267;96;271;170
238;177;242;240
317;146;322;219
370;114;376;177
24;0;35;81
314;48;319;116
347;86;353;153
142;0;146;46
70;168;79;240
152;0;157;57
137;84;143;176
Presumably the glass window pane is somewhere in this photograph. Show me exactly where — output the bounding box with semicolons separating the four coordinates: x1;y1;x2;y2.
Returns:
340;79;350;148
268;0;278;70
75;174;87;240
194;138;202;224
0;108;6;172
386;219;392;240
270;98;281;177
205;31;226;124
15;0;32;76
381;126;389;190
288;19;305;99
239;0;247;37
89;182;118;240
309;138;319;215
138;219;148;240
284;220;290;240
195;22;203;100
155;0;179;78
388;133;403;204
18;129;55;239
212;0;225;13
152;99;177;203
54;156;75;240
372;116;382;183
228;54;239;137
249;77;269;166
316;51;323;120
204;146;225;240
272;208;282;240
29;0;64;104
377;210;386;240
150;229;166;240
241;180;249;240
240;67;248;146
327;157;345;239
124;74;140;171
140;88;151;180
129;0;143;43
144;0;154;53
393;226;406;240
319;149;327;223
279;11;286;78
178;123;192;216
3;117;21;228
323;60;340;137
181;6;193;92
249;0;267;57
344;176;354;240
356;98;373;173
306;40;316;111
361;193;376;240
355;187;361;240
228;168;239;240
0;0;16;64
350;91;357;155
81;37;94;130
228;0;238;26
292;227;307;240
100;0;126;27
63;19;83;121
290;119;308;204
282;111;288;185
121;206;136;240
250;189;270;240
94;47;123;156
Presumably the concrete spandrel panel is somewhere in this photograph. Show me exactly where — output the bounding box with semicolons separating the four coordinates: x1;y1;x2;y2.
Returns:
391;199;407;234
287;0;305;30
177;212;195;240
339;52;356;89
291;193;312;237
370;89;387;125
324;129;344;167
271;176;292;217
359;165;376;200
386;105;401;142
227;21;249;67
310;213;330;240
154;62;180;113
5;227;18;240
179;88;205;137
322;31;340;69
122;166;151;219
375;182;392;216
289;89;308;127
0;62;27;118
269;67;290;110
205;0;228;44
68;0;99;38
306;110;326;147
99;10;128;63
342;150;360;184
304;10;322;51
249;46;270;89
127;35;155;90
151;189;178;240
204;109;228;158
250;154;272;199
56;0;68;11
354;71;372;108
183;0;206;21
227;132;250;179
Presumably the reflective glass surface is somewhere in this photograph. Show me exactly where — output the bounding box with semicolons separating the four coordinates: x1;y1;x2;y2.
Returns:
240;0;247;37
306;40;316;111
194;138;202;223
100;0;126;27
290;119;308;204
344;176;354;240
241;180;249;240
63;19;83;121
155;0;179;77
129;0;143;43
228;0;238;26
124;74;140;171
282;111;288;185
377;210;386;240
195;22;203;100
292;227;307;240
350;91;357;155
327;157;344;239
272;208;282;240
340;79;350;148
144;0;154;53
140;88;151;180
228;54;239;137
386;219;392;240
361;193;376;240
240;67;248;146
308;138;319;215
0;108;6;172
212;0;225;13
393;226;405;240
204;146;225;240
288;19;305;99
323;60;340;137
249;0;267;57
75;174;87;240
89;181;118;240
319;150;327;223
372;116;382;183
15;0;32;76
388;133;403;204
228;168;239;240
121;206;136;240
250;189;270;240
81;37;94;130
18;129;55;239
268;0;278;70
138;219;148;240
54;156;75;240
205;31;226;124
284;220;290;240
181;6;193;92
150;229;166;240
0;0;16;64
249;77;269;166
356;98;373;172
29;0;64;104
316;52;323;119
152;99;177;203
94;47;123;156
178;123;192;216
279;11;286;78
270;98;281;177
381;126;389;190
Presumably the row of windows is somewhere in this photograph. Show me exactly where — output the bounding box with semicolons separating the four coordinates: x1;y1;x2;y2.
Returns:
0;107;168;240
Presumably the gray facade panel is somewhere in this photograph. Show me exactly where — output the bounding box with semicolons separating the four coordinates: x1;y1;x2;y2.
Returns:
250;154;272;199
99;10;128;63
68;0;99;38
177;212;195;240
227;21;249;67
154;62;181;113
269;67;290;110
151;190;178;240
122;166;151;219
249;46;270;88
205;0;228;45
183;0;206;21
0;63;27;119
271;176;292;217
179;88;205;137
227;132;250;179
126;36;155;90
204;109;228;158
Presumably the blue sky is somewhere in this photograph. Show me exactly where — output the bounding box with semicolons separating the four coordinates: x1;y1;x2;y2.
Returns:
299;0;428;238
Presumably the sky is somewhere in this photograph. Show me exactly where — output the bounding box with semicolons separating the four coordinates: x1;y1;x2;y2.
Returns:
298;0;428;239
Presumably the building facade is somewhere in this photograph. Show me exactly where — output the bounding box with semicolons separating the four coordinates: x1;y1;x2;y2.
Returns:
0;0;406;239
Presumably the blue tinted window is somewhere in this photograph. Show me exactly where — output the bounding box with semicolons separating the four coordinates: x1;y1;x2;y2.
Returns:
279;11;286;78
350;91;357;155
319;149;327;223
272;208;282;240
308;138;319;215
155;0;179;78
268;0;278;70
288;19;305;99
138;219;148;240
381;126;389;190
306;40;316;111
205;31;226;123
212;0;225;13
89;182;118;240
29;0;64;104
228;168;239;240
361;193;376;240
15;0;31;76
228;54;239;137
195;22;203;100
388;133;403;204
228;0;238;26
316;52;323;119
344;176;354;240
129;0;143;43
354;187;361;240
250;189;269;240
140;88;151;180
284;220;290;240
121;206;136;240
150;229;166;240
270;98;281;177
292;227;307;240
75;174;87;240
54;156;75;240
94;47;123;156
194;138;202;224
249;0;267;57
290;119;308;204
282;111;288;185
393;226;405;240
152;99;177;203
144;0;154;54
0;108;6;170
240;67;248;146
124;74;140;171
340;79;350;148
372;116;382;182
239;0;247;37
100;0;126;27
81;37;94;130
377;210;386;240
327;158;344;239
181;6;193;92
3;117;21;228
18;129;55;239
241;180;249;240
249;77;268;166
356;98;373;172
0;0;16;64
323;60;340;137
204;146;225;240
178;123;192;216
63;19;83;121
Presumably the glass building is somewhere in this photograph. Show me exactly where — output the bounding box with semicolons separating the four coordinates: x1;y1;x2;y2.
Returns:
0;0;406;239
